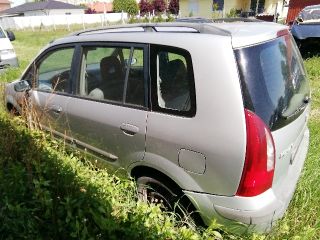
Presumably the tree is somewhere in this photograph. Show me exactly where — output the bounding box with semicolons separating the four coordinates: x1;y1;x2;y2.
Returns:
168;0;179;15
113;0;139;15
152;0;166;14
139;0;153;15
85;7;97;14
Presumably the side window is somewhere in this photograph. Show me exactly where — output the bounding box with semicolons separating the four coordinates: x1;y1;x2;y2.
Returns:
151;45;196;116
22;63;36;87
79;45;145;107
36;48;74;93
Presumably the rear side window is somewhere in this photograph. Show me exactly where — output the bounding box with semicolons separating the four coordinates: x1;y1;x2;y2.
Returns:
235;34;310;130
150;45;196;117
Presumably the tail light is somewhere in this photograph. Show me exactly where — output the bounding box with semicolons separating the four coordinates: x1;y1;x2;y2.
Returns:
236;109;276;197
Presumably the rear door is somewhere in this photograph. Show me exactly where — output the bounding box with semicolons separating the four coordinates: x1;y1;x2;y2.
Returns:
65;43;148;170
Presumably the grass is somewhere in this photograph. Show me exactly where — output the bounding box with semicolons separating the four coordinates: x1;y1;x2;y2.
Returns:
0;29;320;239
265;53;320;239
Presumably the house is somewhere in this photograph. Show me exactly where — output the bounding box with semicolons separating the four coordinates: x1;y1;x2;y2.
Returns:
179;0;289;19
0;0;10;11
0;0;85;16
85;2;113;13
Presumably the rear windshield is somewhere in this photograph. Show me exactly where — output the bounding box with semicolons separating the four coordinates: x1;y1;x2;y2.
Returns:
235;34;310;131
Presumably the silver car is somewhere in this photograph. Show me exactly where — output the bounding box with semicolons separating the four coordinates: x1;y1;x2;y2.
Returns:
5;21;310;232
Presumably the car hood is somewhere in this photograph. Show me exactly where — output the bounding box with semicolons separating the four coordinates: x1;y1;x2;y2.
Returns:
291;23;320;40
0;38;14;51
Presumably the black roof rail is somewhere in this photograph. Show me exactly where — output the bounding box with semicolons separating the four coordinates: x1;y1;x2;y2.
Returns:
175;17;214;23
69;22;231;37
212;17;263;23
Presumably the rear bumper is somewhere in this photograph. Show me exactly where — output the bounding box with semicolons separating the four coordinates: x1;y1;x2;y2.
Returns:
184;128;309;233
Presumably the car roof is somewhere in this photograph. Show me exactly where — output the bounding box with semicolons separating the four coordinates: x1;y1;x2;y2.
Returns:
51;21;288;49
303;4;320;10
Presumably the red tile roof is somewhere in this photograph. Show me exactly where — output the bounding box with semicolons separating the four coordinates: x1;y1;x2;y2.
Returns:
86;2;113;13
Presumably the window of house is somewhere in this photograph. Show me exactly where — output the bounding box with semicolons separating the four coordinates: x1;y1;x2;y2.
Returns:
188;0;199;15
250;0;265;14
212;0;224;11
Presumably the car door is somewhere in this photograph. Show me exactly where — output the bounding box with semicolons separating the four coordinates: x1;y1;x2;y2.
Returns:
23;45;76;136
65;43;148;170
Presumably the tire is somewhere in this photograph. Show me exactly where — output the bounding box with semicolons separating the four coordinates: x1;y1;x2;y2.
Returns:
7;104;20;116
136;176;203;227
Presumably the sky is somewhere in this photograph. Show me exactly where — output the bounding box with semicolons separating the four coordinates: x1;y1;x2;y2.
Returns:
11;0;26;7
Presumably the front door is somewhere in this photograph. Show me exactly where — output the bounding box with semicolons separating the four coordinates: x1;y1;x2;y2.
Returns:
23;46;76;136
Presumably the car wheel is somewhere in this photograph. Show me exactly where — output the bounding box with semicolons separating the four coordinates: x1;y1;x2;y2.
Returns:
136;176;202;227
7;104;19;116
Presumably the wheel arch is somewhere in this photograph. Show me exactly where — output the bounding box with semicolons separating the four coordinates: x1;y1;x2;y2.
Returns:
130;164;205;225
131;166;182;194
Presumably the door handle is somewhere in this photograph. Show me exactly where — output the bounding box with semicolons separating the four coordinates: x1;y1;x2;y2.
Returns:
49;105;62;114
120;123;139;136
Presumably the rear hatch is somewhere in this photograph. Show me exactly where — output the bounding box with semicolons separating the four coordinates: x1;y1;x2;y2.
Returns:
234;33;310;189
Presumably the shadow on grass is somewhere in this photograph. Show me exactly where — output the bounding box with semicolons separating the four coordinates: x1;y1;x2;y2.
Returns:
300;44;320;59
0;114;176;240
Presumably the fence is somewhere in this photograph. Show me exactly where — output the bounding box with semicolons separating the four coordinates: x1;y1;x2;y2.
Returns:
0;12;128;30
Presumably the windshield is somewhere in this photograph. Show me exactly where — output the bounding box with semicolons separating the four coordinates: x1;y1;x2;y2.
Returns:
297;5;320;22
235;34;310;131
0;27;6;38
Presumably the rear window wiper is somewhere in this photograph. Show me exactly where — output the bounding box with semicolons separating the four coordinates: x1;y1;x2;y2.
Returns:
280;96;310;120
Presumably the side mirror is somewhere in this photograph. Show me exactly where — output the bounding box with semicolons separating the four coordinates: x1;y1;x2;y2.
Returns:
6;30;15;41
14;80;31;92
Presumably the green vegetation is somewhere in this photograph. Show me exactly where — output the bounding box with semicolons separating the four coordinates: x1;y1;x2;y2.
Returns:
265;55;320;239
0;114;230;239
0;29;320;239
113;0;139;16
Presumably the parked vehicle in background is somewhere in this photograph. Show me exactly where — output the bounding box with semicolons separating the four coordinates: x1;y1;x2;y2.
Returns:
0;25;18;72
5;21;310;233
291;4;320;49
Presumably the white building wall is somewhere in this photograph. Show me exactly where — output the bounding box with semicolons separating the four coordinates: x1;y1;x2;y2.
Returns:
264;0;289;19
24;10;47;16
49;9;85;15
0;12;127;30
23;9;84;16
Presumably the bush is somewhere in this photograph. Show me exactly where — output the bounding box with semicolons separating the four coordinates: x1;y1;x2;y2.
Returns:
85;7;97;14
152;0;166;14
113;0;139;15
139;0;153;15
226;8;239;18
168;0;179;15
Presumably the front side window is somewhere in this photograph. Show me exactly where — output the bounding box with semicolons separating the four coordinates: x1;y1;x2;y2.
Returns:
36;47;75;93
151;45;196;117
78;45;145;107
